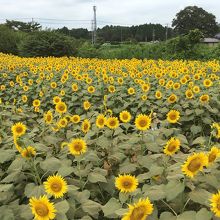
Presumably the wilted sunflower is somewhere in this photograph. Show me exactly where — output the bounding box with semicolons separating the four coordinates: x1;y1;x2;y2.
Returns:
135;114;151;131
122;198;153;220
167;110;180;124
81;119;91;133
119;111;131;123
71;115;80;124
164;137;180;156
21;146;36;159
44;174;68;198
200;94;210;104
11;122;27;137
33;99;41;107
182;152;208;178
96;114;106;128
29;195;56;220
44;111;53;124
55;101;67;114
68;138;87;155
115;174;138;193
207;146;220;165
210;191;220;217
106;117;119;129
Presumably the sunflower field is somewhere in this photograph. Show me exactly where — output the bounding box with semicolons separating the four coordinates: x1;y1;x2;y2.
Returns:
0;53;220;220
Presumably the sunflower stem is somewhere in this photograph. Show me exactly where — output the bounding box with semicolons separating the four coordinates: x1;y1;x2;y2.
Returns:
77;159;83;190
161;199;178;216
182;198;190;213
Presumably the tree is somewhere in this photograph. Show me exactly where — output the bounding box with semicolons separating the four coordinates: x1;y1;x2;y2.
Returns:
19;31;78;57
5;20;41;32
172;6;219;37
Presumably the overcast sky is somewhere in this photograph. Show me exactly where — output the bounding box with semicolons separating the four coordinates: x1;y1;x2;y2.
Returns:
0;0;219;29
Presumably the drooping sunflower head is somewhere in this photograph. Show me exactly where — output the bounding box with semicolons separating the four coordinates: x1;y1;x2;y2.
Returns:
119;111;131;123
21;146;36;159
164;137;181;156
68;138;87;156
11;122;27;137
29;195;56;220
135;114;151;131
167;110;180;124
210;191;220;217
81;119;91;133
122;198;153;220
71;115;81;124
96;114;106;128
106;117;119;129
207;146;220;165
44;174;68;199
115;174;138;193
44;111;53;124
212;123;220;139
55;101;67;114
182;152;208;178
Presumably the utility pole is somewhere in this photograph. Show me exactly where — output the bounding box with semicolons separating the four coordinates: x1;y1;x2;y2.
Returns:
152;27;155;42
91;19;94;44
165;23;169;41
93;5;97;44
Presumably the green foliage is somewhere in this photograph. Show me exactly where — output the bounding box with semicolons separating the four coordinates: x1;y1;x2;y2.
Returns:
19;31;78;57
172;6;219;36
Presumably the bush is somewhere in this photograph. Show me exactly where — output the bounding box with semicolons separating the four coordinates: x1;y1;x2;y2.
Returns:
19;31;78;57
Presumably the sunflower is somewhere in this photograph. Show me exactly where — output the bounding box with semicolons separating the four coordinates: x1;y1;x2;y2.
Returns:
141;83;150;92
44;174;68;198
155;90;162;99
96;114;106;128
11;122;27;137
81;119;91;133
168;94;177;104
115;174;138;193
167;110;180;124
193;85;200;93
60;90;65;96
50;82;57;89
21;146;36;159
29;195;56;220
163;137;180;156
53;96;61;105
44;111;53;124
72;83;78;92
135;114;151;131
200;94;209;104
141;95;147;101
122;198;153;220
68;138;87;155
203;79;213;87
87;86;95;94
58;118;68;128
55;102;67;114
71;115;80;124
119;111;131;123
33;99;41;107
173;82;180;90
128;87;135;95
22;95;28;103
185;89;194;99
207;146;220;165
212;123;220;139
182;152;208;178
108;85;116;93
83;100;91;111
210;191;220;217
106;117;119;129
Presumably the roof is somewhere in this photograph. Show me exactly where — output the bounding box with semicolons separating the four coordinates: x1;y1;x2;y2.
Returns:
215;33;220;39
202;38;220;43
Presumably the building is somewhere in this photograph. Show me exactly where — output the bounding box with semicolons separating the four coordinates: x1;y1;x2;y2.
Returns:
214;33;220;40
201;38;220;47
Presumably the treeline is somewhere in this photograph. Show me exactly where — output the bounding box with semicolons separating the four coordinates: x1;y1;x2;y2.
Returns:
57;24;173;43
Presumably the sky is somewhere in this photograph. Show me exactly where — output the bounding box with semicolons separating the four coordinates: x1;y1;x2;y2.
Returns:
0;0;219;30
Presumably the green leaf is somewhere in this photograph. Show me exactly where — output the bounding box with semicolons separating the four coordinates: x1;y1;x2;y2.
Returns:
82;200;101;216
160;212;176;220
102;198;122;218
196;208;212;220
55;200;70;214
165;180;185;201
58;166;74;177
88;172;107;183
24;183;45;198
191;137;206;146
40;157;62;172
189;189;212;206
177;211;196;220
190;125;202;135
0;184;13;192
0;150;15;163
143;184;166;201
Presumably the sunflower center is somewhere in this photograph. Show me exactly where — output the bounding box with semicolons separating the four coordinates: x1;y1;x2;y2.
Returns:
59;105;65;111
74;142;83;151
130;205;146;220
208;153;216;163
169;113;177;120
188;158;201;172
83;123;89;130
139;119;147;127
122;180;132;189
35;203;49;217
16;126;23;134
51;182;62;192
98;119;104;125
47;115;52;121
167;143;176;152
122;114;128;120
109;120;116;126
